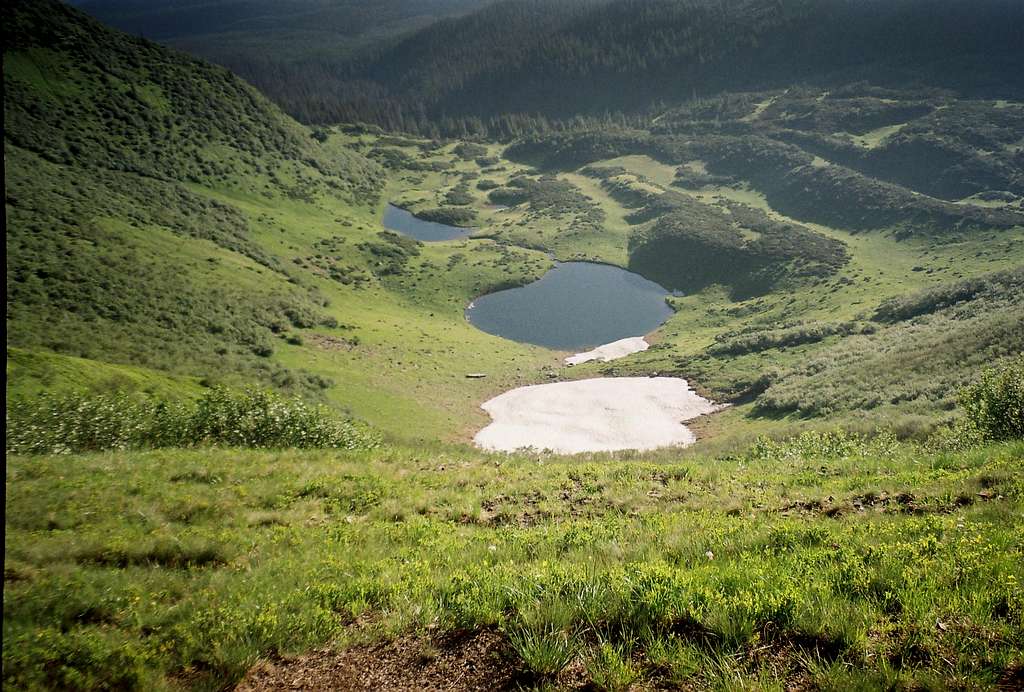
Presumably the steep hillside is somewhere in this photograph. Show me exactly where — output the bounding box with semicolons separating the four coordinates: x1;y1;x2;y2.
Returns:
72;0;1024;132
73;0;497;121
74;0;494;45
364;0;1024;133
5;0;376;391
4;0;560;440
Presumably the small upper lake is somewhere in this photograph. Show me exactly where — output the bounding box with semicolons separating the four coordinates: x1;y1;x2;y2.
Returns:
383;203;472;242
466;262;674;350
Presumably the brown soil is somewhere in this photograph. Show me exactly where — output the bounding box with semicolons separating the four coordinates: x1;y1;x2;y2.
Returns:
777;488;1003;518
235;628;525;691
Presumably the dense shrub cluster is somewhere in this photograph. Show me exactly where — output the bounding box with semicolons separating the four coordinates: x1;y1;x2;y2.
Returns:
747;429;899;461
414;206;478;226
627;189;848;298
755;296;1024;418
959;354;1024;442
708;322;868;356
357;231;422;277
453;142;488;160
443;183;474;206
873;268;1024;323
671;135;1023;234
773;102;1024;201
367;146;416;170
5;387;380;455
505;130;654;170
487;176;605;228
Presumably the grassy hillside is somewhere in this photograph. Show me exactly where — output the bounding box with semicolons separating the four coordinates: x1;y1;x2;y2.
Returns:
4;0;563;443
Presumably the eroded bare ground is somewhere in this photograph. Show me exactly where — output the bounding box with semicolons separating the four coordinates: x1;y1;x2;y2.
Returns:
235;629;525;692
234;623;1024;692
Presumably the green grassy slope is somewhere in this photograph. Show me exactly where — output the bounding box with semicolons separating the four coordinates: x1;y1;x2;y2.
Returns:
5;439;1022;689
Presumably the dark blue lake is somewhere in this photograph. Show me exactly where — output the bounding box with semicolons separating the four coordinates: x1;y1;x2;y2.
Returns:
382;203;472;242
466;262;674;350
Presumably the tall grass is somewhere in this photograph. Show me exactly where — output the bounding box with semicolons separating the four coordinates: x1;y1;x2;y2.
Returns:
5;387;380;455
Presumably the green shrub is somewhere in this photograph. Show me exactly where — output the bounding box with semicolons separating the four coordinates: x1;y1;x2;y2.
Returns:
453;142;488;160
357;231;422;276
873;268;1024;323
747;429;898;461
444;188;474;206
708;321;866;356
5;387;380;455
959;354;1024;442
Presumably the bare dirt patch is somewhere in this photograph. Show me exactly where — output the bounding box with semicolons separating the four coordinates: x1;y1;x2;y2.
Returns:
235;628;523;691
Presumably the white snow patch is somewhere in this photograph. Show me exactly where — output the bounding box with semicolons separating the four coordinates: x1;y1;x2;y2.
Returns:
474;377;722;454
565;336;649;366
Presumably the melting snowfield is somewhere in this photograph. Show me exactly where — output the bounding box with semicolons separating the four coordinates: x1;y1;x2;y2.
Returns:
565;336;649;365
474;377;721;454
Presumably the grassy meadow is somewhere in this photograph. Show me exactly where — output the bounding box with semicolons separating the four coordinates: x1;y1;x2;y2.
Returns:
5;434;1022;690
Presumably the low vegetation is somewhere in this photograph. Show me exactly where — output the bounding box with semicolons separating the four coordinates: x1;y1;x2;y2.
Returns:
627;190;849;298
753;290;1023;420
5;386;380;455
414;206;478;226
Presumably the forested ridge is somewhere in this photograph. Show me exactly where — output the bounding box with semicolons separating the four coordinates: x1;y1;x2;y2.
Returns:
82;0;1024;136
